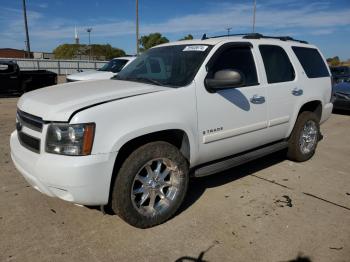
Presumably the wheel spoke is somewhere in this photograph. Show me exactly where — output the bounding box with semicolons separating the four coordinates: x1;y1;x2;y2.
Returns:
139;191;150;206
148;190;157;209
158;168;170;181
135;174;149;185
155;160;162;175
145;164;155;179
133;186;145;195
162;181;172;187
159;191;171;206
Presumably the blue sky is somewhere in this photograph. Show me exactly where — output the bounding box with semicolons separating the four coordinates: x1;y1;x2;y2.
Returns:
0;0;349;59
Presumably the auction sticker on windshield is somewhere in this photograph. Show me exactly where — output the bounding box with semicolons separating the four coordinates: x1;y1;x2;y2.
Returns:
183;45;209;52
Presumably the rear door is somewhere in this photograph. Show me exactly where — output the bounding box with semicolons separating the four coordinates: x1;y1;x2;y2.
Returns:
291;46;332;117
258;45;299;139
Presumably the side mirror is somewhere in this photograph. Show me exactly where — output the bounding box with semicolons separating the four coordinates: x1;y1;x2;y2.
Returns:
205;69;245;90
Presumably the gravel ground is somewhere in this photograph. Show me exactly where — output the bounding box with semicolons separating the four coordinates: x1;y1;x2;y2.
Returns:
0;97;349;262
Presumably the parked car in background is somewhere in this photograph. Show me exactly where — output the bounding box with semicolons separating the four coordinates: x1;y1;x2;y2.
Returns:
330;66;350;77
66;57;135;82
333;75;350;110
330;66;350;83
0;60;57;94
11;33;332;228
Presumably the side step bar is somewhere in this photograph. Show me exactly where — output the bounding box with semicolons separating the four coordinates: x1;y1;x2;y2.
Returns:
194;141;288;177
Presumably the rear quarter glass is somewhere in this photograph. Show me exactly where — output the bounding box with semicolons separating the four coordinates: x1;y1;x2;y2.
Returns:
292;47;329;78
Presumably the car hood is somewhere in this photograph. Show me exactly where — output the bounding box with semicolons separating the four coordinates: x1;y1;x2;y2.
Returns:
18;79;168;121
67;70;115;81
334;82;350;94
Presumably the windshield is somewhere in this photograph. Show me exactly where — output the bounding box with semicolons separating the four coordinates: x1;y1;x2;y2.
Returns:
115;44;212;87
99;59;128;73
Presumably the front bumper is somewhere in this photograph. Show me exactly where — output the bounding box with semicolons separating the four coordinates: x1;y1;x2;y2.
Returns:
10;131;117;205
320;102;333;124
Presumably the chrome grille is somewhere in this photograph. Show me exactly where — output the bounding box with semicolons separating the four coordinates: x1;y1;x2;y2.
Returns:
17;110;44;132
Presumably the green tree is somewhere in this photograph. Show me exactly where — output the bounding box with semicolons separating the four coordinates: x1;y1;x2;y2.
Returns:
139;33;169;51
326;56;341;67
53;44;81;59
179;34;194;41
53;44;125;60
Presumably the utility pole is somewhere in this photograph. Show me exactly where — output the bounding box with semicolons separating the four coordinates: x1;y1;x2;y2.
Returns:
226;27;232;36
252;0;257;33
22;0;31;58
136;0;139;55
86;28;92;61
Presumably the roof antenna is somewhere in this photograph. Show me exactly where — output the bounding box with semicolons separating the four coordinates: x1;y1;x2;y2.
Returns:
201;33;207;40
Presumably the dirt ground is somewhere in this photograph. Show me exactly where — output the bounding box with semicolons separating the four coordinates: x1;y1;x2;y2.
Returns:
0;97;349;262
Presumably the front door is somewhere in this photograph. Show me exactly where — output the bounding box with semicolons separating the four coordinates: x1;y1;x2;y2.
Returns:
195;43;269;165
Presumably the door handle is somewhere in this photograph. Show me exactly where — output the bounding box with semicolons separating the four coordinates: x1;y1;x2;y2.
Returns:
250;95;265;104
292;88;303;96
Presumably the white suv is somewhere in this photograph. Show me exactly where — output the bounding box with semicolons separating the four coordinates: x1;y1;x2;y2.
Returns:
10;33;333;228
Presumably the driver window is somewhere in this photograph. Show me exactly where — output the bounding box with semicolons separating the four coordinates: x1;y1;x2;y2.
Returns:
209;46;258;86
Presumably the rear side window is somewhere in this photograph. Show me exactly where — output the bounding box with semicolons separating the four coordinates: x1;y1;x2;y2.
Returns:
292;47;329;78
259;45;295;84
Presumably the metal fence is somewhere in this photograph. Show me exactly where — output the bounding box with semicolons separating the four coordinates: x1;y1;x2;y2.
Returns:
1;58;108;75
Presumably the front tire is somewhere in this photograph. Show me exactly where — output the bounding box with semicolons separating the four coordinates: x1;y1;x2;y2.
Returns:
111;141;189;228
287;111;320;162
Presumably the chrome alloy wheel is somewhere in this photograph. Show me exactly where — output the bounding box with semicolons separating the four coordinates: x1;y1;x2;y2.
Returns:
299;120;318;154
131;158;181;216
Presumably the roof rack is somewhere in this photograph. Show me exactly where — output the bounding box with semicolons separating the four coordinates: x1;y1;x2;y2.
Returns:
243;33;308;44
201;33;251;40
201;32;308;44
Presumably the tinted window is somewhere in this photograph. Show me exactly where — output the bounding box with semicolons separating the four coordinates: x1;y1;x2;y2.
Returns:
259;45;295;83
209;46;258;86
292;47;329;78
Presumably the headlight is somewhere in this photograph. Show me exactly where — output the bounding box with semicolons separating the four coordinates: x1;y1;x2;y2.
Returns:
46;123;95;156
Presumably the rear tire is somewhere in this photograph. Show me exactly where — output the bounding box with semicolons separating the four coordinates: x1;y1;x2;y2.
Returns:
287;111;320;162
111;141;189;228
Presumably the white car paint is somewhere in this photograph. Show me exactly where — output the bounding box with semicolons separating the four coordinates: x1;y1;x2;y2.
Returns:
17;79;167;121
66;57;135;82
10;36;333;206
